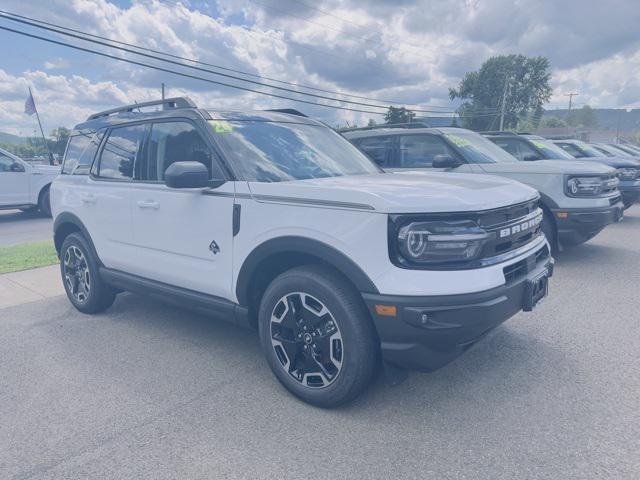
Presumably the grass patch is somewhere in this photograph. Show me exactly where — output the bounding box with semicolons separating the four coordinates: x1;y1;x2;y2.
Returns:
0;240;59;274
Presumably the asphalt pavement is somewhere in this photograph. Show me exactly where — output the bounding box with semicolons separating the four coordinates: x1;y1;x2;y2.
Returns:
0;210;53;246
1;206;639;479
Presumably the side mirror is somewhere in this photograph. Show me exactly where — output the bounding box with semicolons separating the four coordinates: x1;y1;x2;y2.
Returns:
522;153;539;161
432;155;463;169
165;161;218;189
10;162;26;172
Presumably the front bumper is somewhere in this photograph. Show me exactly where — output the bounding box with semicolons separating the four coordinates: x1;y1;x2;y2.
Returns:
362;244;553;372
552;199;624;246
618;179;640;208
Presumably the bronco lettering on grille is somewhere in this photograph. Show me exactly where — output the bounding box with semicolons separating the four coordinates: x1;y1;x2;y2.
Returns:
498;212;543;239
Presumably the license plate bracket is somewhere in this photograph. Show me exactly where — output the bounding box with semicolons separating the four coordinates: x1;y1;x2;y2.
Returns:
523;269;549;312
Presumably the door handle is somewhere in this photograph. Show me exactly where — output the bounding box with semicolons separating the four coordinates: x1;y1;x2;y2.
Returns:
80;194;96;204
137;199;160;210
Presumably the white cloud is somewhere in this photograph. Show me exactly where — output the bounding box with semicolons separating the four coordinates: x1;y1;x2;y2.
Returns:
0;0;639;135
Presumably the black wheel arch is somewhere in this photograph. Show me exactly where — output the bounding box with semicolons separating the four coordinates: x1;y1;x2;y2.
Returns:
236;236;379;315
53;212;101;263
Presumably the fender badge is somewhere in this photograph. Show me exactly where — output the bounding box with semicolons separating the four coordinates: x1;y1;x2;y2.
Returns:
209;240;220;255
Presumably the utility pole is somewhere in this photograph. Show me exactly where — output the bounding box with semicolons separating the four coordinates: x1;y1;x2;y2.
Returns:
499;73;510;131
565;92;579;119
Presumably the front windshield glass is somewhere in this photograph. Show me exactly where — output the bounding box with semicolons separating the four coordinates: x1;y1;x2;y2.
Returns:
573;141;606;157
526;137;575;160
443;131;517;163
208;120;381;182
598;144;633;157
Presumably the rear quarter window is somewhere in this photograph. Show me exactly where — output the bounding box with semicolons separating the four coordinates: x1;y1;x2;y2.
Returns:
62;132;103;175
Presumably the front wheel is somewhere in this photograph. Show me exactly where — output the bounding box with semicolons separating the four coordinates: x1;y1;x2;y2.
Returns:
258;265;377;408
541;212;558;254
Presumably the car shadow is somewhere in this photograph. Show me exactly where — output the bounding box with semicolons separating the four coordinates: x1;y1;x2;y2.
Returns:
86;292;574;417
0;209;45;223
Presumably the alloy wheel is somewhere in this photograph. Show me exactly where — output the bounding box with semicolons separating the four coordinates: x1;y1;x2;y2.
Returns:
270;292;344;388
63;245;91;303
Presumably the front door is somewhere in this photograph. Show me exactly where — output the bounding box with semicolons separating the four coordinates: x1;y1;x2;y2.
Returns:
0;152;30;206
129;120;235;299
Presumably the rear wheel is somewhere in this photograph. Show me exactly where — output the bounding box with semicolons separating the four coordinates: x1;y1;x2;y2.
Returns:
60;233;116;314
38;187;51;217
258;265;377;408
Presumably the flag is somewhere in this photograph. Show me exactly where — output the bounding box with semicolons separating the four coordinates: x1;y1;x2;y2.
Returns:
25;89;36;116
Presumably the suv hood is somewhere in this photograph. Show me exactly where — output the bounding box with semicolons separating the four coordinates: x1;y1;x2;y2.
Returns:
577;156;640;168
477;159;615;175
247;172;538;214
32;164;61;175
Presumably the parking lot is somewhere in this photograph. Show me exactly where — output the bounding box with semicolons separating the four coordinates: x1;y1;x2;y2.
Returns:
0;206;637;479
0;210;52;246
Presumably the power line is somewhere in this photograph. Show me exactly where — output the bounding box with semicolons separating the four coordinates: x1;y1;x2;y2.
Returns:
0;10;494;115
0;24;388;115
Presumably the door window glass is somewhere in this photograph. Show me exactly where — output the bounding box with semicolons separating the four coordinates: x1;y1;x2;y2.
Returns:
556;143;584;158
0;152;16;171
398;135;457;167
63;132;103;174
355;136;393;167
492;138;540;161
97;125;146;180
138;122;220;181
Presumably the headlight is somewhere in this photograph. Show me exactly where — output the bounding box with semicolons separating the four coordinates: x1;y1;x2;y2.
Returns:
566;176;617;197
397;220;490;265
616;168;639;180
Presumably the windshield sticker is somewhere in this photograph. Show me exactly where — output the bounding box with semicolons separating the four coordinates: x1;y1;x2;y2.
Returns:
209;120;234;133
445;134;470;147
531;140;547;150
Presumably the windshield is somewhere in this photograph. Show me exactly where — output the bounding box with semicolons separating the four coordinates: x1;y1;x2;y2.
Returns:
526;137;576;160
208;120;381;182
443;131;517;163
572;141;606;158
596;144;633;157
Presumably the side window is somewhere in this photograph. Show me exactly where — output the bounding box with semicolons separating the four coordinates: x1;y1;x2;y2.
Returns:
62;132;103;175
96;125;147;180
398;134;456;168
493;138;539;161
0;152;15;171
557;143;583;158
355;136;393;167
137;121;221;181
492;138;521;158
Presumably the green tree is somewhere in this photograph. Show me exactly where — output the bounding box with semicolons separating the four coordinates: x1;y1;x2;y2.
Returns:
49;127;71;157
541;116;567;128
567;105;598;128
449;54;552;131
384;106;415;124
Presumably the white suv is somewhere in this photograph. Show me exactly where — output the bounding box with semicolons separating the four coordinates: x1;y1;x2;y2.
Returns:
52;98;553;407
0;147;59;216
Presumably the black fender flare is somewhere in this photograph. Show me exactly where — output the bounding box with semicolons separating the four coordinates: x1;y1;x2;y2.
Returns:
53;212;101;263
235;236;380;306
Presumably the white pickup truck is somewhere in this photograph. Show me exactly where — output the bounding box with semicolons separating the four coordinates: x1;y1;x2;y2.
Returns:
0;147;59;216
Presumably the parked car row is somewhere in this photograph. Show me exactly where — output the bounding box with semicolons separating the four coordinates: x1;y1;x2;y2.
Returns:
43;97;636;407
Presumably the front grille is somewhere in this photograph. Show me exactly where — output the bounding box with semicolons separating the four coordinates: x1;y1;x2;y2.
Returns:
476;200;543;259
601;174;619;195
503;244;550;284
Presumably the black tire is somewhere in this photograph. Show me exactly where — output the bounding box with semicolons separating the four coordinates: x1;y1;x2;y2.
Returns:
38;187;52;217
258;265;377;408
60;232;116;314
541;211;558;254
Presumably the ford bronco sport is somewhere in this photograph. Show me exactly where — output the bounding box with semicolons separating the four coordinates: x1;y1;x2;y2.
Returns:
344;126;624;252
482;133;640;209
52;98;553;407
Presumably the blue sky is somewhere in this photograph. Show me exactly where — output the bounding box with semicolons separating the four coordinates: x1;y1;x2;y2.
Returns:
1;0;640;136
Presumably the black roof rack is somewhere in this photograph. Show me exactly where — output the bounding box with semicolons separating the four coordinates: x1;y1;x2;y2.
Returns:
338;121;430;133
87;97;197;121
264;108;308;117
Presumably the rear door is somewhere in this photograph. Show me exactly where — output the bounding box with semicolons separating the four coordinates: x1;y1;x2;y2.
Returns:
128;120;235;299
84;124;147;271
0;151;30;206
